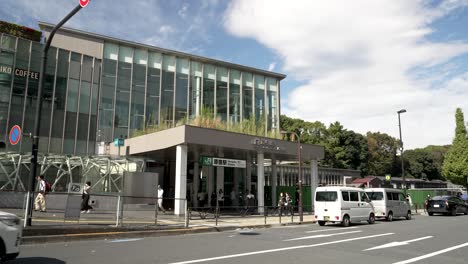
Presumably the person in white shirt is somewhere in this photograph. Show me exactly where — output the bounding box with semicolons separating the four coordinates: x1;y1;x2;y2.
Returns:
157;185;166;213
34;175;47;212
81;181;92;213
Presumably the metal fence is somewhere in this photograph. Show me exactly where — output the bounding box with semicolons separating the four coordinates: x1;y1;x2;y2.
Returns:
0;190;188;228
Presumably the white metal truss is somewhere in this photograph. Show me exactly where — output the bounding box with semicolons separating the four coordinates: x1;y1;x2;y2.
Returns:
0;153;146;192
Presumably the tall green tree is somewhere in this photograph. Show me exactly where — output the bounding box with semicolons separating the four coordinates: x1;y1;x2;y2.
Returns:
442;108;468;185
366;132;400;176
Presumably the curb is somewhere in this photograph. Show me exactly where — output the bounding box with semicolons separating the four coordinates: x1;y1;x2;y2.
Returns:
21;222;315;244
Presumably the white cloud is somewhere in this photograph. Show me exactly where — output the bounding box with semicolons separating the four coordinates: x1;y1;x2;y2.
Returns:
224;0;468;149
268;62;276;71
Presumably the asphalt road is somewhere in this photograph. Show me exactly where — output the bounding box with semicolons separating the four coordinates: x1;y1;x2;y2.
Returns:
11;214;468;264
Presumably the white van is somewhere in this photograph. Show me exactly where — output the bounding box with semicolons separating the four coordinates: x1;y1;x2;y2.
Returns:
365;188;411;221
314;186;375;227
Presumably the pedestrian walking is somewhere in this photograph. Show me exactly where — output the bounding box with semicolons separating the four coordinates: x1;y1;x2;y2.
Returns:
278;192;285;216
81;181;93;213
157;185;166;213
211;191;217;207
34;175;47;212
286;192;293;216
217;189;224;207
424;194;431;213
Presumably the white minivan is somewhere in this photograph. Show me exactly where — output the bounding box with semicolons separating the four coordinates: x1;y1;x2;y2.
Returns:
314;186;375;227
365;188;412;221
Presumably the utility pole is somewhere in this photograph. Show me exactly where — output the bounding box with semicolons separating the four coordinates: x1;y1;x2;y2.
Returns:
25;2;88;227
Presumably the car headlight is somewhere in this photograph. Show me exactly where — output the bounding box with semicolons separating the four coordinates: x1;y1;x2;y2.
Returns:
0;215;20;226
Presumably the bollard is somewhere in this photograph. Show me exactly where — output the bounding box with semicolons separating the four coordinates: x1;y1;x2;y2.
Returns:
215;207;219;226
264;207;267;225
279;210;282;224
154;197;159;226
185;202;189;228
115;194;123;227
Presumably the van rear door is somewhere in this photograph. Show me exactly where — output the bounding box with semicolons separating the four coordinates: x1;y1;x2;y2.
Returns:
315;191;339;221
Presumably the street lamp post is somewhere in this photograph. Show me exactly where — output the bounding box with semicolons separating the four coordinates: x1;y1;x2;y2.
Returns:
281;130;303;223
24;3;86;227
397;109;407;193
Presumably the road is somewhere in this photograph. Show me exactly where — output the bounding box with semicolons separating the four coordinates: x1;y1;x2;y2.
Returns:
11;214;468;264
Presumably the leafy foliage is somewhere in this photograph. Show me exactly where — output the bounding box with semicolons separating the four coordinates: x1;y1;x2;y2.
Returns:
442;108;468;185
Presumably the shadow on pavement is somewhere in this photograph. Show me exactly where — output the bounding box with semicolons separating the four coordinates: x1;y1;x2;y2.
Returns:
9;257;66;263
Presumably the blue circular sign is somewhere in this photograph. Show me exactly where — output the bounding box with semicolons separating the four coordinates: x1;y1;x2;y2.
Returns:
9;125;21;145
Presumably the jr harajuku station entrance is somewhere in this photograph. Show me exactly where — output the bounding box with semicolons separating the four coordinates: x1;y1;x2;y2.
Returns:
112;125;324;215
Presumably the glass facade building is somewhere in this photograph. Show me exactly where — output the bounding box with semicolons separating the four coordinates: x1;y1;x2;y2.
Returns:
0;25;283;155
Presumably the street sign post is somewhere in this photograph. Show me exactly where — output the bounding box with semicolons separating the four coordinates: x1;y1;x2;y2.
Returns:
79;0;89;8
9;125;21;145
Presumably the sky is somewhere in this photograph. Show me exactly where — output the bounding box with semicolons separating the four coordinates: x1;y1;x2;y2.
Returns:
1;0;467;150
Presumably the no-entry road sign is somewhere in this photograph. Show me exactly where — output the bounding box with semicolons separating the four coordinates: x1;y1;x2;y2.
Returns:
9;125;21;145
79;0;89;8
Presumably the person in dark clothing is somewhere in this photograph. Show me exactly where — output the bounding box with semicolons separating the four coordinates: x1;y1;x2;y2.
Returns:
81;181;93;213
211;191;217;207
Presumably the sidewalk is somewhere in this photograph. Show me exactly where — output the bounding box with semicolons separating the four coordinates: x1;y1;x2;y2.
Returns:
3;208;316;244
6;209;425;244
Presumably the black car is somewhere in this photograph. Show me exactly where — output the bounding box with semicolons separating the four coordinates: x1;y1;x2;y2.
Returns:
426;195;468;216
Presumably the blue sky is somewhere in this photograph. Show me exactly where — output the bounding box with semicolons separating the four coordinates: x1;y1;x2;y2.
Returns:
1;0;467;149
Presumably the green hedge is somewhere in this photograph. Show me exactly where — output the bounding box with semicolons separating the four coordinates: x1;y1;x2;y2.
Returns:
0;21;42;42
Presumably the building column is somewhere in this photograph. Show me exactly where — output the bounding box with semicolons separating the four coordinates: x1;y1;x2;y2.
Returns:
175;145;188;216
193;158;200;208
207;166;214;207
257;152;264;213
310;159;318;212
271;158;277;207
246;154;252;195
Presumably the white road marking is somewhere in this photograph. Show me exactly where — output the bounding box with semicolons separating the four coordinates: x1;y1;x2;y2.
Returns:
364;236;433;251
393;242;468;264
305;227;359;233
108;238;143;243
169;233;394;264
284;230;362;241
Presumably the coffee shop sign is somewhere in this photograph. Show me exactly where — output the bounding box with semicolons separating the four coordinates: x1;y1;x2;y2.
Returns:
0;66;40;80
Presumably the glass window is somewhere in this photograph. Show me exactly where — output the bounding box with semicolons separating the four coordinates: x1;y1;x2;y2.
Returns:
175;58;189;122
1;35;16;50
342;191;350;201
266;78;278;130
104;43;119;60
216;67;228;121
69;52;81;80
161;55;175;125
254;75;265;121
0;46;14;145
229;70;241;124
360;192;369;202
100;58;116;142
242;72;253;120
146;52;161;127
130;49;146;132
367;192;384;201
391;193;399;201
398;193;406;201
50;49;69;153
203;64;215;114
81;55;93;82
316;191;337;202
189;61;202;118
349;191;359;202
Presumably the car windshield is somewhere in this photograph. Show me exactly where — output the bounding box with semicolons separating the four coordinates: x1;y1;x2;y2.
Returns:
432;196;450;200
366;192;384;201
316;191;338;202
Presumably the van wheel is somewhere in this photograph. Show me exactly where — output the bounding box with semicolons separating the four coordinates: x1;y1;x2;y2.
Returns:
342;215;350;227
368;213;375;224
318;221;326;226
428;212;434;216
406;211;412;220
386;212;393;222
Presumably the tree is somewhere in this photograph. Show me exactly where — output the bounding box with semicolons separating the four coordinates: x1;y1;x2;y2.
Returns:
404;149;440;180
442;108;468;185
366;132;400;176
